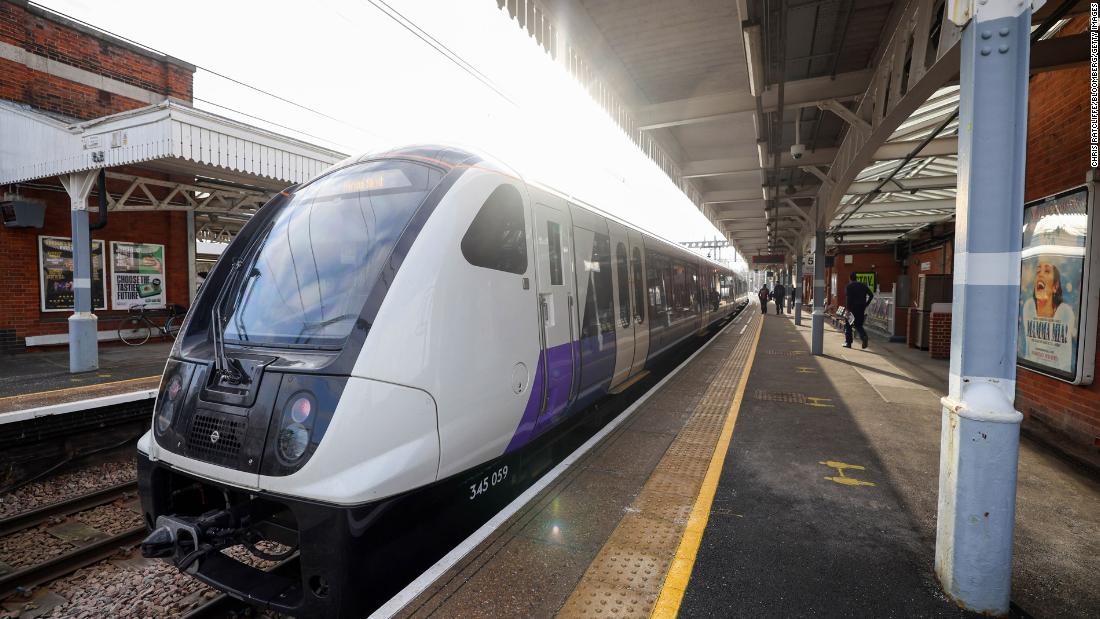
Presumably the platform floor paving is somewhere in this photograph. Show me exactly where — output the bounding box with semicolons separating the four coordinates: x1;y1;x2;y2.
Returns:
0;342;168;414
390;302;1100;618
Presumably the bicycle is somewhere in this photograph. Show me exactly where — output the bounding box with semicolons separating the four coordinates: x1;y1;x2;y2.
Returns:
118;303;187;346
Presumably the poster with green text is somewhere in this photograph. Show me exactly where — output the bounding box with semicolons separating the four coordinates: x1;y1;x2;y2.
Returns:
111;241;166;309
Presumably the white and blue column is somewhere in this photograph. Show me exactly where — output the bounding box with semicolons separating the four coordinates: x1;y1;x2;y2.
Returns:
935;1;1032;613
59;171;99;373
794;250;804;325
811;229;826;354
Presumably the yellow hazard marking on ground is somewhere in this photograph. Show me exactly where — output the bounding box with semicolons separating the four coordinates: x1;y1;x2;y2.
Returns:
819;460;876;487
805;396;834;408
651;316;763;619
794;366;817;373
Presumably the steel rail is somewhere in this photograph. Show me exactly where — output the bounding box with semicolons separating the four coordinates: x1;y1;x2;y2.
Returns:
0;480;139;538
0;526;147;599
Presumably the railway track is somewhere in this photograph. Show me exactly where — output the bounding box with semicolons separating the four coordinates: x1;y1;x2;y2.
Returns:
0;480;144;600
181;555;299;619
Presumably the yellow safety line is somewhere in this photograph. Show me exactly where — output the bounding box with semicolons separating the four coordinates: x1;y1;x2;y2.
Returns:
651;313;763;619
0;375;160;405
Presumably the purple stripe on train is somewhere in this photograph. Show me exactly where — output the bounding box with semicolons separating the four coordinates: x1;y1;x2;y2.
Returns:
504;333;616;453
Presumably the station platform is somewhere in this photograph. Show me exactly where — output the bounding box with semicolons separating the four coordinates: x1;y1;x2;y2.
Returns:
388;303;1100;618
0;342;168;420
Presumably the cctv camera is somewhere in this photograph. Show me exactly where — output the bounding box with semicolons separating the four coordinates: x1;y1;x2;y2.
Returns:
790;143;806;160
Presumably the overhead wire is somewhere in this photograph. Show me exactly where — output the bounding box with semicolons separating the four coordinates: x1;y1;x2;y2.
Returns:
27;1;391;144
360;0;518;107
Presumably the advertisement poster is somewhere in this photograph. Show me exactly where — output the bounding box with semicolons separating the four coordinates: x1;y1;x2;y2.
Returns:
854;272;877;292
39;236;107;312
111;242;166;309
1017;187;1088;381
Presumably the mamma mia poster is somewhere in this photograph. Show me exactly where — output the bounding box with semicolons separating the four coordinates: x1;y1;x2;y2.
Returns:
1018;187;1088;381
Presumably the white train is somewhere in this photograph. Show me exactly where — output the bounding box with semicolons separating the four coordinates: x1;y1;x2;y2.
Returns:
137;146;748;617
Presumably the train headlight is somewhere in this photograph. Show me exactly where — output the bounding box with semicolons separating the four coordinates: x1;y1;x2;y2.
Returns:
276;393;315;463
278;423;310;461
261;376;347;476
154;361;194;438
155;375;184;433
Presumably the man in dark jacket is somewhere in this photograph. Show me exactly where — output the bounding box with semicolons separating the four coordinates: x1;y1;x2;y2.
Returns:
844;272;874;348
758;285;770;314
772;282;786;315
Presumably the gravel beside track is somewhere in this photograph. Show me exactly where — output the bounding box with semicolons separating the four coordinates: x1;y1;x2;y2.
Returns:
0;453;136;519
38;557;217;618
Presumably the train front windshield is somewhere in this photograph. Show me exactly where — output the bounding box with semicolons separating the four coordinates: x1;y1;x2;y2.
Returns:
220;160;443;347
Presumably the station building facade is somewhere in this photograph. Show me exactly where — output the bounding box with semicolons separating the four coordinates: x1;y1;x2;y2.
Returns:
0;0;342;354
813;15;1099;462
0;1;194;352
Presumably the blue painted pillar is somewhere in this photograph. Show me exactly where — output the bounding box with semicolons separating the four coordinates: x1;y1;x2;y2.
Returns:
811;229;825;354
794;251;804;325
935;2;1031;614
59;171;99;373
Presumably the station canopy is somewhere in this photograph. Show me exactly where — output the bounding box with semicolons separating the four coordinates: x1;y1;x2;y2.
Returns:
510;0;1087;259
0;98;347;240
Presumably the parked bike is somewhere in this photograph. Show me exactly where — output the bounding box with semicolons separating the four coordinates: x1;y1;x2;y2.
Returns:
118;303;187;346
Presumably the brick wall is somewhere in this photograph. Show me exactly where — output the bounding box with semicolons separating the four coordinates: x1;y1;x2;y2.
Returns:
827;248;901;307
0;1;196;353
929;309;951;360
0;0;193;120
1014;15;1100;450
0;183;190;352
909;242;953;302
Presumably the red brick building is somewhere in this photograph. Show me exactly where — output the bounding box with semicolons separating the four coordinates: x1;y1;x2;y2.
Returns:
0;0;342;355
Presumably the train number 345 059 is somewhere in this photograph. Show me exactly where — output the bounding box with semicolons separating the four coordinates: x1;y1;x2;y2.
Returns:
469;465;509;500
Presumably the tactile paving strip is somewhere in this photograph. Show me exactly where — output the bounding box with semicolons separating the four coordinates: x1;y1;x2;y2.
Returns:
558;314;760;617
752;389;808;404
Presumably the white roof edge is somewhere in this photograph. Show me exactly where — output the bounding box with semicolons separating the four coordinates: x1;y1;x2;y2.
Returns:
0;98;348;186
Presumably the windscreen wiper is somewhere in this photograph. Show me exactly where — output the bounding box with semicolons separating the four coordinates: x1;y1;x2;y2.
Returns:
211;259;249;386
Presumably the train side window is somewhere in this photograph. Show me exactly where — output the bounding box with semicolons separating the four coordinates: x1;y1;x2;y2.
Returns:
461;185;527;275
547;220;563;285
616;242;630;328
594;233;613;334
632;247;645;323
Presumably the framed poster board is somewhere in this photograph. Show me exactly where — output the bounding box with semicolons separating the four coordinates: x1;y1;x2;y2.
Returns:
1017;184;1099;385
854;272;876;292
38;236;107;312
111;241;167;309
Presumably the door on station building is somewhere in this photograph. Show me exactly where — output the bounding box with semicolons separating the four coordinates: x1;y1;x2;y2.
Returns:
608;222;635;389
532;200;577;423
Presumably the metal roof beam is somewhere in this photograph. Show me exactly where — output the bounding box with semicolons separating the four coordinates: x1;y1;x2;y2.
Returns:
835;198;956;215
636;69;872;130
836;213;954;228
681;137;956;180
846;174;957;194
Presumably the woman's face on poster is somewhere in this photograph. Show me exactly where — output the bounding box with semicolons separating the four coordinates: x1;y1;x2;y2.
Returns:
1034;262;1059;313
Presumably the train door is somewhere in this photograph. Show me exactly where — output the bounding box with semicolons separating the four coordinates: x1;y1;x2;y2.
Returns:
628;230;649;376
608;222;634;389
532;201;576;423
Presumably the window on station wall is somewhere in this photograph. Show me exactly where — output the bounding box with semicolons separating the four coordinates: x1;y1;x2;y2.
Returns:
461;184;527;274
616;242;630;328
547;220;563;285
632;246;645;323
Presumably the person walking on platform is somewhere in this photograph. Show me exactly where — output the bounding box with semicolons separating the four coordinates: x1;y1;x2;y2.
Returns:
844;272;874;349
772;282;786;315
758;285;770;314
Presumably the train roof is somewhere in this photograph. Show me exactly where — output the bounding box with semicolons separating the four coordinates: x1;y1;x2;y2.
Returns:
340;144;736;273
